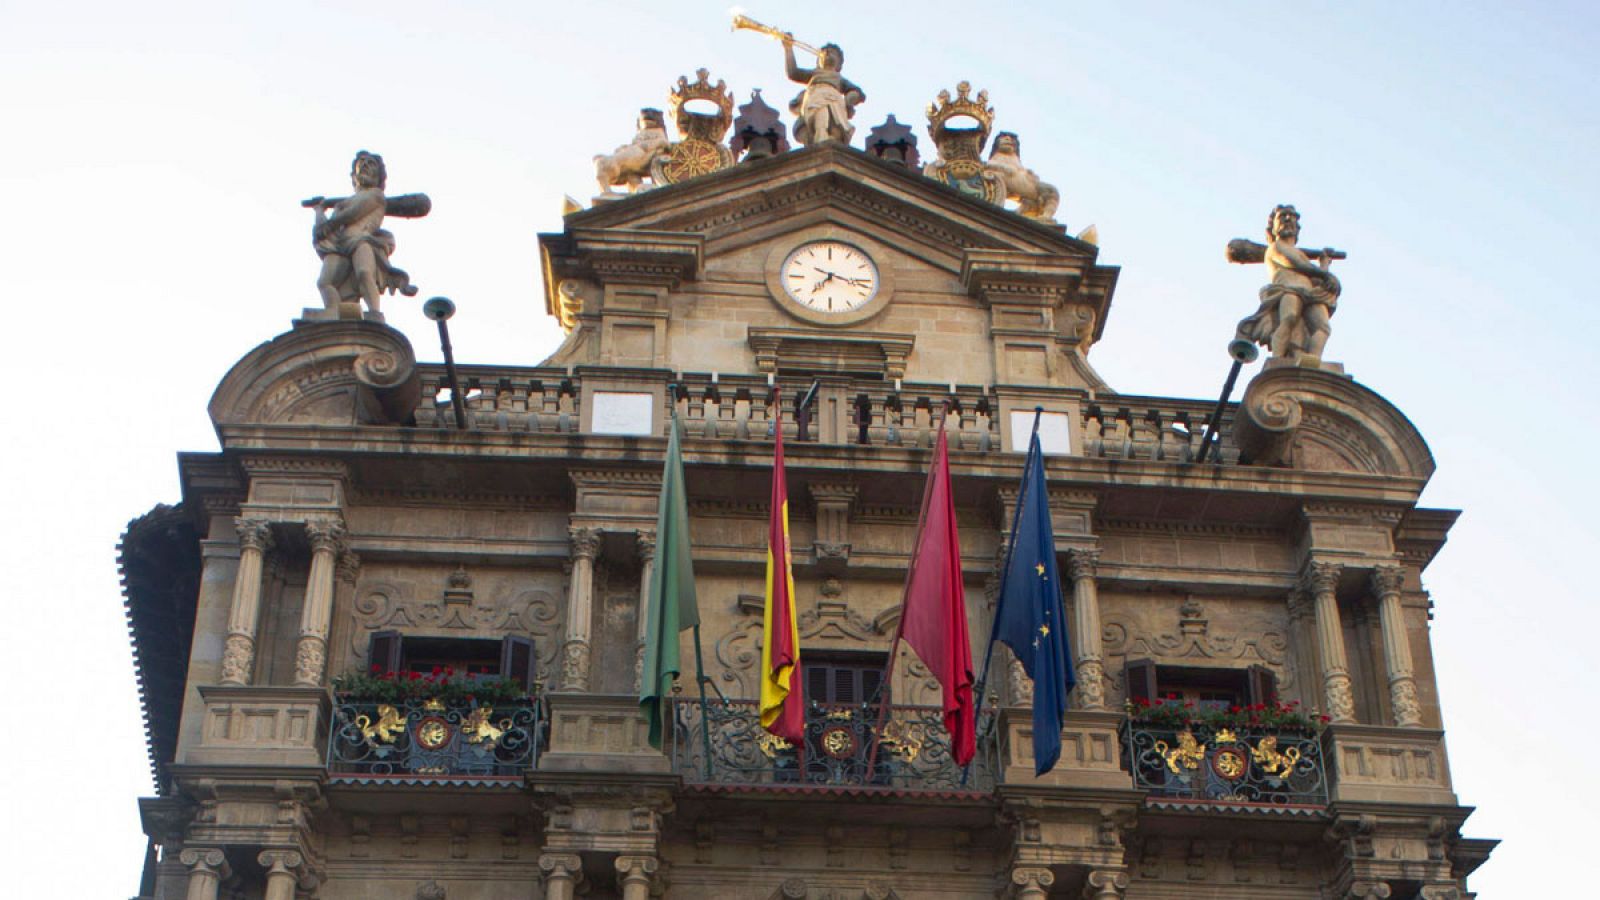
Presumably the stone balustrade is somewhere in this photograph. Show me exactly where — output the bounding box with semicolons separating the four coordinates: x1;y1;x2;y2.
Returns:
408;364;1243;462
1323;723;1457;805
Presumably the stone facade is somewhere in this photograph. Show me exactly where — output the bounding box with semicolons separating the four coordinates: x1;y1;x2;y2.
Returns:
123;143;1493;898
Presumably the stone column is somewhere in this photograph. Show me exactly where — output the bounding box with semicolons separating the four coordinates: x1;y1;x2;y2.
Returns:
634;530;656;693
539;852;583;900
1304;561;1356;724
1066;548;1107;710
1010;867;1054;899
560;527;602;691
1371;565;1423;727
220;518;273;686
179;848;227;900
1085;869;1129;899
614;855;658;900
256;850;302;900
1347;881;1393;899
294;519;346;686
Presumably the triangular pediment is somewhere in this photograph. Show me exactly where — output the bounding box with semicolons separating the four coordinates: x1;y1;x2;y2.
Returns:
557;143;1099;269
539;143;1119;391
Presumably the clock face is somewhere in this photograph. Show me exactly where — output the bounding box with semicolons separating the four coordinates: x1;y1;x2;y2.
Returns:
780;241;879;314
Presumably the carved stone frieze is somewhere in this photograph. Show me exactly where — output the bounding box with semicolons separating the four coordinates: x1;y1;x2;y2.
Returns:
1102;595;1295;699
559;639;592;692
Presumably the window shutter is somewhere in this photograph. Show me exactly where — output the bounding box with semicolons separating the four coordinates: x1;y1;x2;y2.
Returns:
501;636;536;693
368;630;402;674
834;668;858;704
1247;665;1278;707
1124;658;1157;703
862;667;883;705
807;665;830;705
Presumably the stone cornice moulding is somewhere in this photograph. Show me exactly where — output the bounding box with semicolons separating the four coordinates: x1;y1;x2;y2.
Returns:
238;456;351;479
747;327;916;380
348;486;566;510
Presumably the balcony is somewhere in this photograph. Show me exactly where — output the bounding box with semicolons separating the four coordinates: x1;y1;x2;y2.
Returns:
327;697;544;781
669;698;996;793
1123;721;1328;808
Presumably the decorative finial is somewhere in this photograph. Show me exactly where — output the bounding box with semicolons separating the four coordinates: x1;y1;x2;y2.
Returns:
652;69;736;185
731;89;790;162
866;115;920;168
923;83;1003;203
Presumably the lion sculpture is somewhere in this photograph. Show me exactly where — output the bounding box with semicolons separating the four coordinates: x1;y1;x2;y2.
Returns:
594;109;670;195
986;132;1060;222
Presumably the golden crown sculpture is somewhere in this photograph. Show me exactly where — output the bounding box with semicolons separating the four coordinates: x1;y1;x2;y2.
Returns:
923;81;1005;203
653;68;737;186
926;81;995;151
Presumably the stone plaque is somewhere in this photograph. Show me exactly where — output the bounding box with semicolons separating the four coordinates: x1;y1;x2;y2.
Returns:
591;391;655;436
1011;410;1072;455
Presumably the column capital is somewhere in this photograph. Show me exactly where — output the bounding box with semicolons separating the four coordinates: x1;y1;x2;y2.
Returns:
1010;866;1054;897
569;526;603;560
336;550;362;585
1369;564;1405;598
179;847;227;872
1347;882;1393;899
256;849;304;873
635;529;656;562
305;518;348;554
539;852;584;878
1086;868;1129;898
235;517;274;552
1300;560;1343;595
614;854;659;878
1065;547;1101;580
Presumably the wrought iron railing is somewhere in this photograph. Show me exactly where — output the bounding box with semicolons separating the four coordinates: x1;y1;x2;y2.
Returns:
328;697;543;779
1123;722;1327;806
670;698;996;791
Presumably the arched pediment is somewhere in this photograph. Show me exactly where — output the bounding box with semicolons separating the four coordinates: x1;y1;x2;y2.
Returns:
1235;364;1435;480
208;321;420;429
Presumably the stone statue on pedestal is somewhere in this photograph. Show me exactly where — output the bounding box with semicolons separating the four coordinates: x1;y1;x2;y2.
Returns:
782;39;864;146
1230;205;1344;363
303;151;431;321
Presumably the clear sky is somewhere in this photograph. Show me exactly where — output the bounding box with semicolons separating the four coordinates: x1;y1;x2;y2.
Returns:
1;0;1594;894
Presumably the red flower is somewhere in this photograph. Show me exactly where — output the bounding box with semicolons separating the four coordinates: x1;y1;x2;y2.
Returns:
408;671;421;681
1229;705;1241;713
1136;697;1151;707
1318;715;1331;723
370;664;382;674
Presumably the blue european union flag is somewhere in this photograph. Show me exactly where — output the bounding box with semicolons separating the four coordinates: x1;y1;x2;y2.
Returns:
991;426;1074;775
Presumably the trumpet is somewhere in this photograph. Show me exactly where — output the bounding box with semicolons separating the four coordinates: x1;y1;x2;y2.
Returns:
732;12;821;57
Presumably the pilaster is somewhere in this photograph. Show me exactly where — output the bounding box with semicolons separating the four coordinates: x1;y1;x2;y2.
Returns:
293;518;346;686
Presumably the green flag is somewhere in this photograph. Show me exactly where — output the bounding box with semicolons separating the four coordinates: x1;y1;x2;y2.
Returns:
639;412;700;748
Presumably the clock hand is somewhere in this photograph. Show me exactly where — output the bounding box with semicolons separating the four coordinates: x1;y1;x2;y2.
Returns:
810;272;835;294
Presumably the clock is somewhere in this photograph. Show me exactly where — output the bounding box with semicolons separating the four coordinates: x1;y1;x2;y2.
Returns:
779;241;880;314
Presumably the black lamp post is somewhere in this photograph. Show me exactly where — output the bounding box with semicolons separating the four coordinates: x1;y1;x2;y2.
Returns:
423;297;467;430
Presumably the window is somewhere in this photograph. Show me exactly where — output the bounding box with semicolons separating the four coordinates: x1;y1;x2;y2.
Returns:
368;631;537;691
804;652;886;706
1124;659;1277;711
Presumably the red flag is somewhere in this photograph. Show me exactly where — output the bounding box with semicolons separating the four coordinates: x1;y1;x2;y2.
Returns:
760;413;805;743
897;423;976;764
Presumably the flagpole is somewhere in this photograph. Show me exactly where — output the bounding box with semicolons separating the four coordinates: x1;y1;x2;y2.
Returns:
963;407;1043;785
868;403;950;775
692;623;713;779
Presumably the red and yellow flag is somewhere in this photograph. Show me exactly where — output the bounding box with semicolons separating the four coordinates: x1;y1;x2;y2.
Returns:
760;412;804;742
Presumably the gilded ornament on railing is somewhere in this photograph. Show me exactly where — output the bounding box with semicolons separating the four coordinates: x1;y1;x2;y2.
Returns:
1153;730;1206;774
923;82;1004;204
876;719;922;762
756;730;793;759
821;726;857;759
422;697;446;712
358;704;406;744
651;69;736;187
415;717;452;751
1250;735;1302;775
461;707;506;745
1125;722;1328;806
